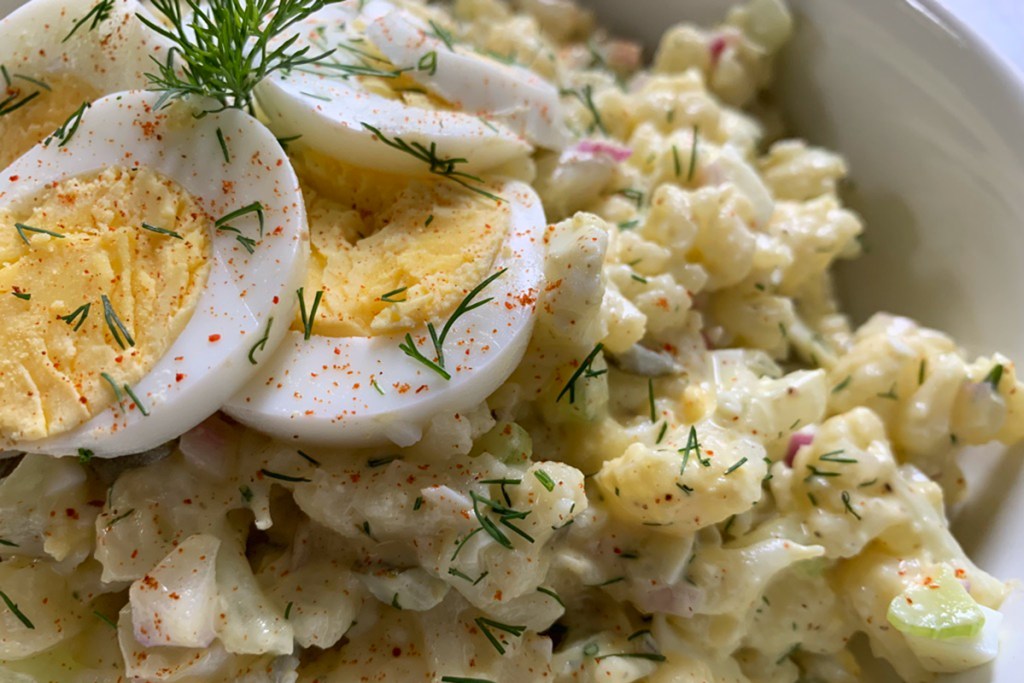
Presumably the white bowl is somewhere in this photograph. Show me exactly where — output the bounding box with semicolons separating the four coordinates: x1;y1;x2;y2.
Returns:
586;0;1024;680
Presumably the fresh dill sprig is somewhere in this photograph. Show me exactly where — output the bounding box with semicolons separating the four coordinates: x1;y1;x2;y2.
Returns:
361;123;503;202
63;0;114;43
139;0;341;115
804;464;840;481
123;383;150;416
560;84;606;135
0;590;35;629
216;201;265;253
100;372;123;402
448;567;489;585
655;421;668;444
428;20;456;51
534;469;555;492
820;450;857;464
724;457;748;475
398;269;506;380
215;127;231;163
679;425;709;470
260;468;312;483
648;378;657;422
248;316;274;364
536;586;564;607
984;363;1004;390
367;454;400;468
832;375;852;393
841;490;862;520
15;223;64;246
104;508;135;530
418;50;438;76
474;616;526;655
141;222;183;239
381;286;408;303
556;343;604;404
100;294;135;350
297;449;321;466
0;84;41;117
92;609;117;630
297;287;324;340
469;490;533;550
46;101;91;147
297;29;413;80
0;69;48;116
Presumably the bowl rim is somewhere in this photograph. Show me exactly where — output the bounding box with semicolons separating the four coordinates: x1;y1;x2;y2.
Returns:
910;0;1024;113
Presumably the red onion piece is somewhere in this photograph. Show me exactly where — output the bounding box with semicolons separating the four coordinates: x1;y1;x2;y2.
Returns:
785;432;814;466
571;139;632;163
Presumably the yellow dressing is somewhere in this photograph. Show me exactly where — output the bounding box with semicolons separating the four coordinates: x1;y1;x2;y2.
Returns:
292;150;510;337
0;167;211;442
0;72;101;170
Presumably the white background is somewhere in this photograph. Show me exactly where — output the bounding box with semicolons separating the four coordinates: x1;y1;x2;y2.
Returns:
940;0;1024;73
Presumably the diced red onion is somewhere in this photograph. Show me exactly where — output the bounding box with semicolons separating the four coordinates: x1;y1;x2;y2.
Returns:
710;36;728;65
785;432;814;467
571;139;632;163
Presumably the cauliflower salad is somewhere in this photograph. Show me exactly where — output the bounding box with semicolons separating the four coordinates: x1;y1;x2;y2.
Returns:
0;0;1021;682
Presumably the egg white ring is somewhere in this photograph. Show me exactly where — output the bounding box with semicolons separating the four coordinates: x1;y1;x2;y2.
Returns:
363;0;568;150
4;90;308;457
253;4;530;175
0;0;172;93
224;180;545;448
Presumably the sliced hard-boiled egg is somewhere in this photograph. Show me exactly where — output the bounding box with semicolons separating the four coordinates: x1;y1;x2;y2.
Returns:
1;89;307;457
362;0;567;149
225;156;545;447
253;3;532;175
0;0;171;168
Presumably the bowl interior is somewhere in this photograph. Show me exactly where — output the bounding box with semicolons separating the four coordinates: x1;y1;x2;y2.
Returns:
583;0;1024;679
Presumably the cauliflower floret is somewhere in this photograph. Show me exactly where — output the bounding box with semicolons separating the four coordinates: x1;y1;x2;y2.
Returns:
537;213;609;347
771;408;909;559
759;140;848;201
654;0;791;108
595;421;766;534
828;314;1024;478
0;558;91;661
0;455;99;567
710;349;828;458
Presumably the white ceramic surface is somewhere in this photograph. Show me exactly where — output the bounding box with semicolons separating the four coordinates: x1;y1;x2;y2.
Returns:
584;0;1024;680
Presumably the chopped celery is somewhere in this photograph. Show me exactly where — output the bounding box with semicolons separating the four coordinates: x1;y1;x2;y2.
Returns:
887;566;985;639
470;421;532;464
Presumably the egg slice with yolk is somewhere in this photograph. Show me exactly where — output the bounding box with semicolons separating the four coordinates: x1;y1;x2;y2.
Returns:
1;89;307;457
225;152;545;447
362;0;567;150
253;2;532;175
0;0;172;169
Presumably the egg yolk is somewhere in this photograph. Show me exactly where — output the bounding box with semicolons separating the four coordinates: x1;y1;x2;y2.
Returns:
291;149;510;338
0;167;211;443
0;72;101;170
